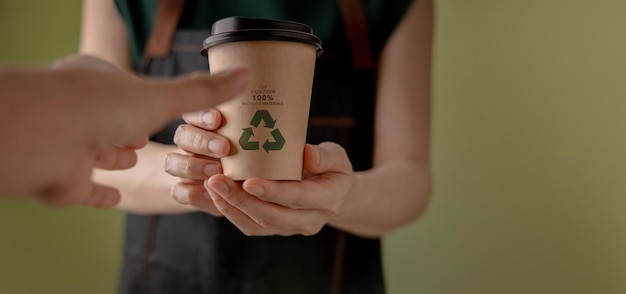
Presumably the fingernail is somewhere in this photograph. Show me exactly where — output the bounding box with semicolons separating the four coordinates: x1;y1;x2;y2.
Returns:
211;181;229;197
203;164;220;177
163;155;172;172
222;68;250;88
201;110;216;127
247;185;265;197
208;138;225;155
171;185;188;203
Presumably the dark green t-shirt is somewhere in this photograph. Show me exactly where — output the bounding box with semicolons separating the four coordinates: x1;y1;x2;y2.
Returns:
113;2;414;293
115;0;413;70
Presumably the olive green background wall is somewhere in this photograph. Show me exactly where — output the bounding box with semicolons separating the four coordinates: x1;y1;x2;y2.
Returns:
1;1;625;293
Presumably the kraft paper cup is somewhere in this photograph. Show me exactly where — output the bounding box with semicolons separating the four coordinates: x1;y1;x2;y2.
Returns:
201;17;323;180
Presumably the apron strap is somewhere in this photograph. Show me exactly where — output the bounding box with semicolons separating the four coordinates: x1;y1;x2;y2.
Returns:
330;2;373;293
142;0;373;69
337;0;374;69
140;0;186;71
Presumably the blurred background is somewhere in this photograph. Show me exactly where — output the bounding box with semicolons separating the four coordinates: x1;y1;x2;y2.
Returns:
1;0;625;293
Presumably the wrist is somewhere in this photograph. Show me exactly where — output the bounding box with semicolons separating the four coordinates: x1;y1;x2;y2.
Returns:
327;171;364;228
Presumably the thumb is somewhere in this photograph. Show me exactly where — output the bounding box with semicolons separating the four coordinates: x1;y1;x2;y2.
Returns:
303;142;353;175
109;67;250;146
157;67;250;121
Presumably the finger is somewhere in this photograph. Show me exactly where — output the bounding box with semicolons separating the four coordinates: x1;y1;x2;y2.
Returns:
206;185;268;236
171;182;208;204
188;196;223;217
173;124;230;158
81;183;122;208
39;181;121;209
164;153;221;180
241;177;303;207
155;67;250;124
170;182;223;217
36;157;97;207
244;174;348;217
182;108;222;130
95;146;138;170
126;136;149;149
303;143;353;175
240;143;353;210
206;175;283;236
207;176;320;236
242;177;328;210
107;67;249;147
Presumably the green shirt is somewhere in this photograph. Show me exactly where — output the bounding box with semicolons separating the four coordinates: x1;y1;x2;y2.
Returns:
115;0;413;70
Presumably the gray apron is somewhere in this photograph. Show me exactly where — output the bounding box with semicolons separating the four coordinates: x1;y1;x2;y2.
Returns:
119;1;382;293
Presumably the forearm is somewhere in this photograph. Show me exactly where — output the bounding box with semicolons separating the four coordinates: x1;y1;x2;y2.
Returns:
93;142;197;214
328;160;431;237
328;0;434;238
80;0;132;70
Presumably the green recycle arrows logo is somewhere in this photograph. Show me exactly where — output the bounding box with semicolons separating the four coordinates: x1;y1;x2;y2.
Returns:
239;110;285;153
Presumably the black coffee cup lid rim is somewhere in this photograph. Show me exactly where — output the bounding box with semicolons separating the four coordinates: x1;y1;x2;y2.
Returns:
201;17;323;57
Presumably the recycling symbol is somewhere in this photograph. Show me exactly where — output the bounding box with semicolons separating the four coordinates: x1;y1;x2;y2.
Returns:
239;110;285;153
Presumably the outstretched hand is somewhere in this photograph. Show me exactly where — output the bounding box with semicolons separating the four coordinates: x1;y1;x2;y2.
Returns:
208;143;354;236
0;54;250;208
170;135;355;236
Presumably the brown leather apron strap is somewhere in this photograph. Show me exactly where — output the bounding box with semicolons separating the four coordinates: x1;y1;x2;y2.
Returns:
337;0;374;69
140;0;186;71
331;230;347;294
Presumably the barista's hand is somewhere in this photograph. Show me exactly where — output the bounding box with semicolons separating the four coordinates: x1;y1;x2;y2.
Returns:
169;120;355;235
210;143;354;236
166;108;230;216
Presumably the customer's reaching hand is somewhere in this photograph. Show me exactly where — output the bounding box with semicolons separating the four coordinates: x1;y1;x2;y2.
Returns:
0;54;250;208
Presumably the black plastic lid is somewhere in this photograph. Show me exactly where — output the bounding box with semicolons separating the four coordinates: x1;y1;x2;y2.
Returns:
201;16;323;57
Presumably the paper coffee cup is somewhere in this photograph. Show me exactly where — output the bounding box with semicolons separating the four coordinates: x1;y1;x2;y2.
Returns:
201;17;323;180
